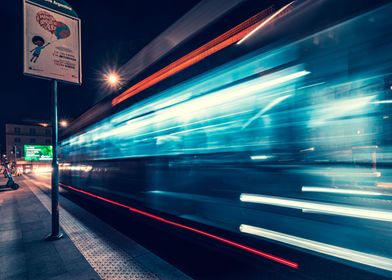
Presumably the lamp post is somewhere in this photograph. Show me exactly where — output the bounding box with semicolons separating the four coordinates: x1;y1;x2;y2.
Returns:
23;0;81;242
46;80;63;241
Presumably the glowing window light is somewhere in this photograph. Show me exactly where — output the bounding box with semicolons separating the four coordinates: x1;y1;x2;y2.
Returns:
59;183;298;269
240;193;392;222
301;186;387;196
112;7;277;106
239;224;392;272
237;1;295;45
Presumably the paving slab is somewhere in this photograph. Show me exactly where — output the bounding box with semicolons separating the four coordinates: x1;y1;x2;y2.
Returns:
1;175;191;280
0;177;100;280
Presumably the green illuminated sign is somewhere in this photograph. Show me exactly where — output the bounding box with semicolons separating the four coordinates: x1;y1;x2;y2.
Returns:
24;145;53;161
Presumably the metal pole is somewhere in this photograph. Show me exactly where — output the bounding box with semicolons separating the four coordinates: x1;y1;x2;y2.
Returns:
46;79;63;241
14;145;17;163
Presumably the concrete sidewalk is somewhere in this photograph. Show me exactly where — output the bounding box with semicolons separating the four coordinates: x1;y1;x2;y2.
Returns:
0;176;100;280
1;175;191;280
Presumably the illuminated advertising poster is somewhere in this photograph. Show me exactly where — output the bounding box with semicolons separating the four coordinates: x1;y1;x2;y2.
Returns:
24;145;53;161
23;0;81;84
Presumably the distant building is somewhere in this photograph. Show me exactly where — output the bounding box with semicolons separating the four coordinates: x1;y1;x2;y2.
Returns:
5;123;52;162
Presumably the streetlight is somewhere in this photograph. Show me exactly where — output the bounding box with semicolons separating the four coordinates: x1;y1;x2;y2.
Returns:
105;72;120;87
60;120;68;128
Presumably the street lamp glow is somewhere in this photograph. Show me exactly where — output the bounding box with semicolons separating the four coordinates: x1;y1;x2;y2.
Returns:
39;122;49;127
106;72;120;87
60;120;68;127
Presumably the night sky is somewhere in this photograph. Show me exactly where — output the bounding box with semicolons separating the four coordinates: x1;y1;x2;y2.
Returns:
2;0;200;150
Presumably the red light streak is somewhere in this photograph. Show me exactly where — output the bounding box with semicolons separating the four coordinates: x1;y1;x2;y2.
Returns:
237;1;295;45
60;182;299;269
112;7;276;106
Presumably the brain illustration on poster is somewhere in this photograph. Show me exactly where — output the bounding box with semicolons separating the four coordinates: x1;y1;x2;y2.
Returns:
23;0;81;84
36;10;71;40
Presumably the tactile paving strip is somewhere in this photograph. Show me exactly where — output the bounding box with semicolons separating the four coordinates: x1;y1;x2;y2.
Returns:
26;181;158;280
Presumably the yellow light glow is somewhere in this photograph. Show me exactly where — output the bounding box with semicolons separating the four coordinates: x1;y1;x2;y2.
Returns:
60;120;68;127
106;73;120;86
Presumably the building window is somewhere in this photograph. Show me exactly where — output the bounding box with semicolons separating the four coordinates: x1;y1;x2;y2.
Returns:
45;139;51;145
30;138;36;144
16;147;22;158
15;137;21;143
14;127;21;135
30;128;36;135
45;129;51;136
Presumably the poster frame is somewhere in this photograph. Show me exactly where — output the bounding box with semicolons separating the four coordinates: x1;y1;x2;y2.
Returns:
23;0;82;85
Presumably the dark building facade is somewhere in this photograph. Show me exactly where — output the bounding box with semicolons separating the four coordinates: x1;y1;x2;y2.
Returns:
5;123;52;162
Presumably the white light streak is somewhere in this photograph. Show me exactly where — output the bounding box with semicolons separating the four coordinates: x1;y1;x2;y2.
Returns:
372;100;392;104
240;193;392;222
250;155;272;160
242;94;292;129
377;182;392;188
33;166;52;174
302;186;387;196
320;171;381;178
311;95;375;126
237;1;295;45
95;70;309;140
172;120;238;136
297;82;325;90
239;224;392;272
300;147;315;152
243;71;309;93
60;165;93;172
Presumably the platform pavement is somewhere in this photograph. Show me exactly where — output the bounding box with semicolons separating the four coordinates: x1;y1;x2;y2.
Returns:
0;175;191;280
0;176;100;280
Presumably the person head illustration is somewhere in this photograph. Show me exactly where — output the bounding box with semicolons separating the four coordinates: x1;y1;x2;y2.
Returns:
32;35;45;47
30;35;49;63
